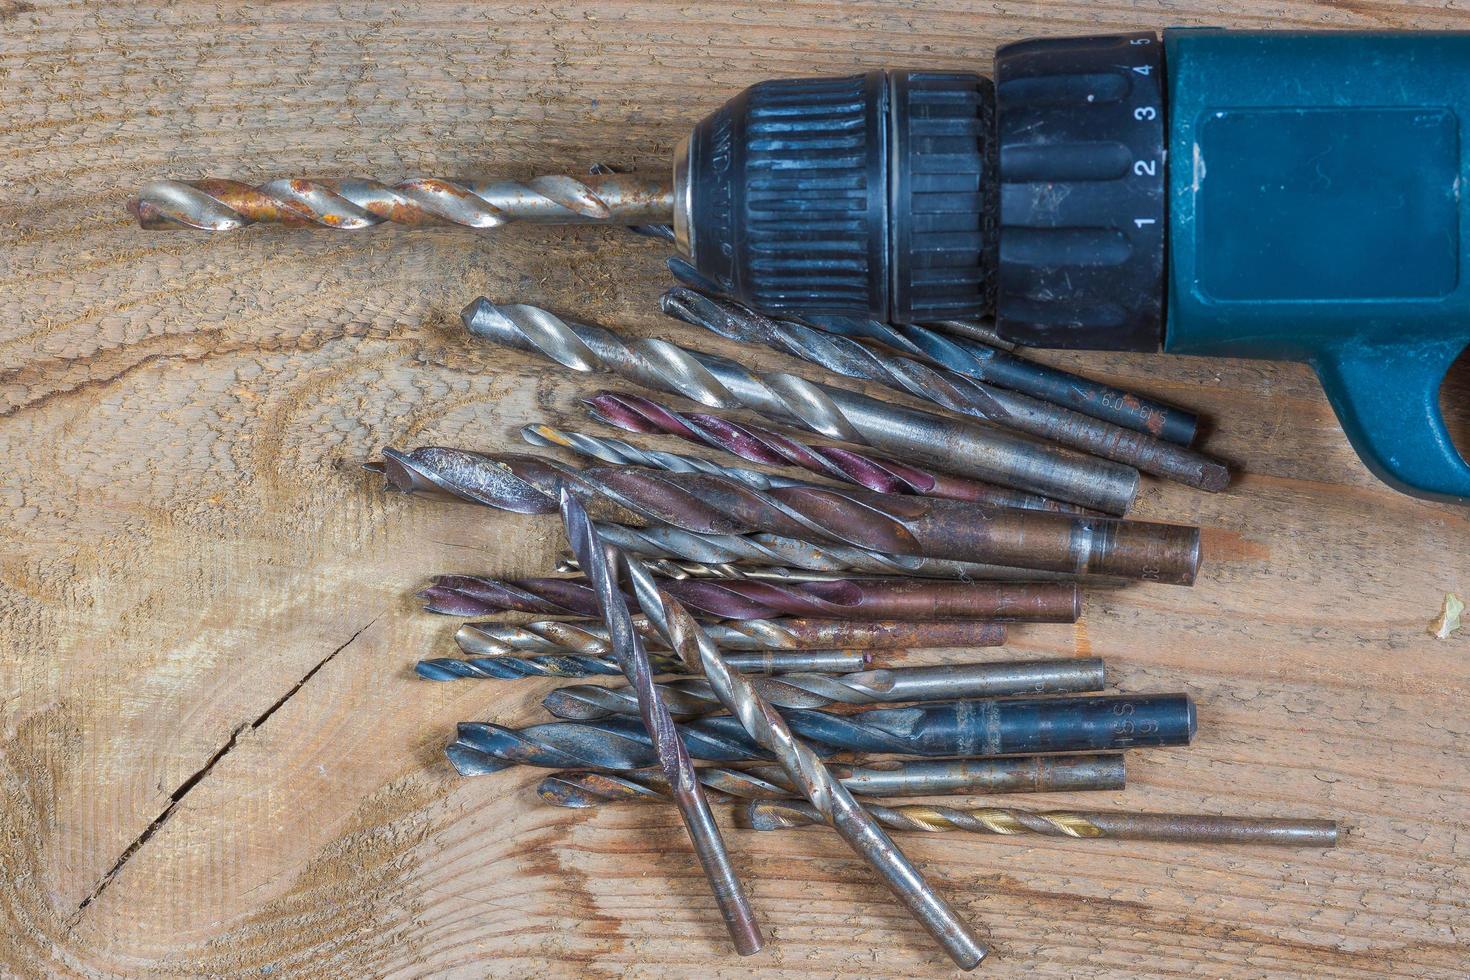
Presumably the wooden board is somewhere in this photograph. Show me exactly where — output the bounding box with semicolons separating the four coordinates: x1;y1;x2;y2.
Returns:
2;1;1467;976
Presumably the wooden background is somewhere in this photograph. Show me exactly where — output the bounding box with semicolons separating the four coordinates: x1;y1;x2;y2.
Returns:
2;1;1468;976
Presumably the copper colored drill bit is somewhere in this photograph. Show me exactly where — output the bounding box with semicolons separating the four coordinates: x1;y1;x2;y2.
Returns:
542;658;1107;719
663;288;1230;492
578;521;1083;583
460;297;1139;514
618;553;988;968
416;648;871;681
455;619;1004;657
558;490;762;954
539;754;1127;803
583;390;1091;513
370;448;1201;584
419;574;1082;622
740;800;1340;847
130;173;672;230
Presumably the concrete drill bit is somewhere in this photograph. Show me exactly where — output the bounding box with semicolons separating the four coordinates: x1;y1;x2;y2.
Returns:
558;489;762;954
370;448;1201;583
542;659;1107;719
455;619;1003;658
448;695;1196;771
739;800;1340;847
419;573;1082;622
460;299;1139;514
667;255;1198;446
580;521;1082;583
618;554;987;969
418;648;870;680
539;754;1127;804
662;288;1230;492
583;390;1090;512
130;173;672;230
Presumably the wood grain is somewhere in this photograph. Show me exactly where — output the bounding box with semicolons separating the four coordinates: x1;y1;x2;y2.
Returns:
2;1;1467;976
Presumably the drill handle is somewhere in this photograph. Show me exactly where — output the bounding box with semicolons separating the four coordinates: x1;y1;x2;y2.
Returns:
1312;338;1470;505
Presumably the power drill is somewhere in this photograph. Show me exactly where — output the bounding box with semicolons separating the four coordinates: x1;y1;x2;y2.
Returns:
133;30;1470;504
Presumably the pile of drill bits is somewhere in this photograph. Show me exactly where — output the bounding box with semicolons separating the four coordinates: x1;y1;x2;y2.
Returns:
357;261;1340;968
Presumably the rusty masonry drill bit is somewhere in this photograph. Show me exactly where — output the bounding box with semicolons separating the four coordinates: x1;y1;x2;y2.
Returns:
539;754;1127;804
576;520;1085;583
542;659;1107;720
582;390;1091;513
448;694;1196;774
455;619;1004;658
588;163;677;242
617;553;988;969
460;298;1139;514
370;448;1201;583
419;574;1082;623
662;288;1230;492
739;800;1340;847
418;648;871;681
558;489;762;954
667;255;1199;446
130;173;672;230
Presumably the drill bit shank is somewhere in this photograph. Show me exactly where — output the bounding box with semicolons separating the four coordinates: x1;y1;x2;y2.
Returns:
542;659;1108;719
460;298;1139;513
539;754;1127;804
420;573;1082;622
740;800;1339;847
373;448;1200;583
131;174;673;230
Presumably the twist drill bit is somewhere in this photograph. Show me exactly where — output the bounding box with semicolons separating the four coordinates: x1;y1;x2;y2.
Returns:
419;574;1082;623
539;754;1127;804
129;173;672;230
558;490;762;954
663;288;1230;492
542;659;1108;720
418;648;870;681
446;694;1196;773
522;422;803;491
371;448;1201;583
617;554;987;969
739;800;1340;847
456;619;1003;658
460;299;1139;514
580;521;1082;583
557;555;879;583
589;163;677;241
583;391;1089;512
667;255;1199;446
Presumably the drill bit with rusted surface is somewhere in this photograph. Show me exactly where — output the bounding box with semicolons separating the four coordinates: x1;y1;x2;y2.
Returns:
417;648;870;681
557;490;762;954
522;422;800;492
419;573;1082;622
663;288;1230;492
541;658;1107;719
740;800;1340;847
130;173;673;230
617;552;988;969
447;693;1195;773
582;391;1090;513
570;521;1083;583
454;618;1004;658
459;298;1139;514
370;448;1200;583
539;754;1127;804
666;255;1200;446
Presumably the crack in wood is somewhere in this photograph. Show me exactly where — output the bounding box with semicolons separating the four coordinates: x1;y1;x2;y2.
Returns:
70;615;383;922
